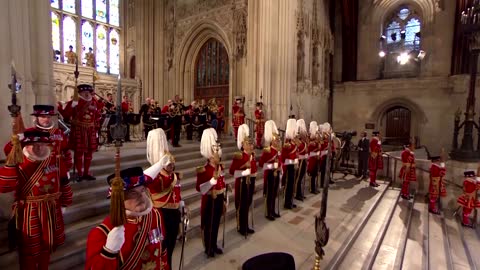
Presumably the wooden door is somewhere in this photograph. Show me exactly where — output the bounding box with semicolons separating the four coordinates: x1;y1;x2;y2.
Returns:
194;38;229;112
385;106;411;145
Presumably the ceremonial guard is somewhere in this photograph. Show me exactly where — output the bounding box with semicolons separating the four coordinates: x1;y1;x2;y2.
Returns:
307;121;321;194
318;124;329;187
232;98;245;139
85;167;169;269
186;101;199;140
0;129;73;269
399;141;416;199
254;102;265;149
196;128;227;257
294;119;308;201
457;170;480;227
229;124;257;236
259;120;282;220
5;105;73;175
368;131;383;187
145;128;182;267
357;131;370;179
281;119;298;209
59;84;101;181
428;156;446;214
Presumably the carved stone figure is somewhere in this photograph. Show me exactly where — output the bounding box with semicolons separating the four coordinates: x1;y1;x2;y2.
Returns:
85;47;96;68
65;45;77;64
234;9;247;59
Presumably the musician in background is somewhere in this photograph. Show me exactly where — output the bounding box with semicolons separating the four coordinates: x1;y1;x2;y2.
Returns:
232;98;245;139
139;98;153;139
104;93;115;113
186;100;199;140
121;95;131;142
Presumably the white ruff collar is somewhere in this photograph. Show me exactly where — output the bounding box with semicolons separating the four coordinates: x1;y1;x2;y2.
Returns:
79;95;93;102
23;147;50;161
126;194;153;218
34;120;54;130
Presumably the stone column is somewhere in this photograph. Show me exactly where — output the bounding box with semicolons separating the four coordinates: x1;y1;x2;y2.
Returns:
0;0;56;160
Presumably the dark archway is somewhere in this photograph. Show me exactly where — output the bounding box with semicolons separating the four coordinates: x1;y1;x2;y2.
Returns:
384;106;411;146
194;38;229;111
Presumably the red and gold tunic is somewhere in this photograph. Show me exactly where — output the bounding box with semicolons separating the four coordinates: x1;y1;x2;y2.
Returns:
297;139;308;160
254;109;265;135
229;151;257;206
457;177;480;209
196;163;226;228
217;106;225;121
368;136;383;171
0;154;72;257
259;146;280;193
147;172;182;209
232;104;245;128
307;140;321;175
85;209;169;270
399;149;416;182
61;98;102;153
429;163;446;199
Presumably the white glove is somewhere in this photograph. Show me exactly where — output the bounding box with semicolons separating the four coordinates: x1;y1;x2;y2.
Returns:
241;168;251;176
209;177;217;185
274;162;278;169
72;101;78;108
61;207;66;214
440;162;445;168
294;159;299;164
105;225;125;253
226;194;229;207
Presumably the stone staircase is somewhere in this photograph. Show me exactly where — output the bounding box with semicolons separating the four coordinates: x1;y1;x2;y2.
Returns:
0;137;267;270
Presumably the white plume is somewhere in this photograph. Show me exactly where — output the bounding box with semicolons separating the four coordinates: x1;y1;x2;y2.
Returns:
146;128;169;165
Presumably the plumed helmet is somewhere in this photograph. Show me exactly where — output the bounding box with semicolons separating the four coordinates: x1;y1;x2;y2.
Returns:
285;119;297;140
264;120;279;146
201;128;222;159
237;124;250;150
296;119;307;136
309;121;318;138
146;128;170;165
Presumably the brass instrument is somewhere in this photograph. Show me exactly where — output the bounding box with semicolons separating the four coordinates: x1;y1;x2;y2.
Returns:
169;102;182;117
207;98;219;113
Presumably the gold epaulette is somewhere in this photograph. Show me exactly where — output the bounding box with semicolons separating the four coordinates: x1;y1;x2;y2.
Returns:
263;146;271;153
196;166;205;174
284;143;291;148
233;152;243;160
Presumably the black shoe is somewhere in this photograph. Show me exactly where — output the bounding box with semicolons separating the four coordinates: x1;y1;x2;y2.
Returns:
83;175;96;181
401;194;411;200
295;196;304;201
207;251;215;258
247;228;255;234
266;215;275;221
461;222;474;228
329;180;335;184
369;182;380;187
238;229;247;236
284;205;293;209
214;247;223;254
312;190;320;194
274;213;281;218
429;208;440;215
292;204;297;208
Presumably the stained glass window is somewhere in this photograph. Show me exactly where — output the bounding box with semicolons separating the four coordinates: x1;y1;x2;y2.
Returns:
52;0;121;73
96;0;107;22
386;21;401;44
383;7;421;48
63;16;77;63
398;8;410;20
109;0;119;26
109;30;120;74
63;0;76;13
51;12;61;54
82;21;94;64
96;25;108;72
82;0;93;18
51;0;59;9
405;18;421;47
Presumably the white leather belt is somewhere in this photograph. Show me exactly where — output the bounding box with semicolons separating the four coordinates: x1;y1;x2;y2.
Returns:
285;159;295;165
321;150;328;157
263;163;274;170
299;154;308;160
309;151;320;157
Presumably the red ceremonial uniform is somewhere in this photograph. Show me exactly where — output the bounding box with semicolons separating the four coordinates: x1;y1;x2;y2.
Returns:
259;146;280;218
85;209;169;270
428;163;446;213
457;177;480;226
254;109;265;148
0;154;72;269
146;172;181;267
121;101;129;113
399;148;416;197
229;151;257;234
307;140;321;192
368;136;383;184
281;140;297;208
232;104;245;139
195;163;226;254
60;97;101;178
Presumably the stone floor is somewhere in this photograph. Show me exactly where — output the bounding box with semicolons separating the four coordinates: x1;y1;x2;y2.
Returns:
170;174;389;270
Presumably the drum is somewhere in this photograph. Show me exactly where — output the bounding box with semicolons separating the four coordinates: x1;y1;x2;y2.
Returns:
126;113;141;125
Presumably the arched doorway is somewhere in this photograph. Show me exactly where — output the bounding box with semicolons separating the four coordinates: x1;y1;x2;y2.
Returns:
384;106;411;145
194;38;229;111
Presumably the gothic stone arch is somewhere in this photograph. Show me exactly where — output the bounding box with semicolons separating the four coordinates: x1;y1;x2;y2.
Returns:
369;97;427;144
175;20;233;107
